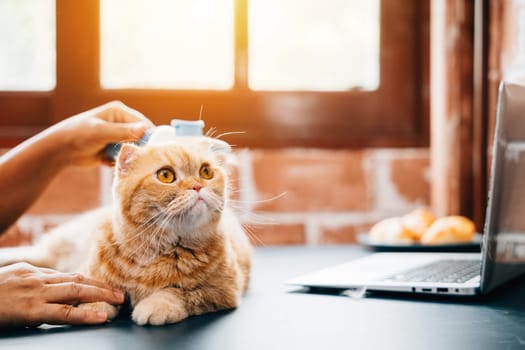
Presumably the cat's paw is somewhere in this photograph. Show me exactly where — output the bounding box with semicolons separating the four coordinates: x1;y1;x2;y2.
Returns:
77;302;119;320
132;295;188;326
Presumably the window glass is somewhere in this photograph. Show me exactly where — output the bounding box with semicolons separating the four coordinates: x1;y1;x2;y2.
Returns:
100;0;234;90
248;0;379;91
0;0;56;91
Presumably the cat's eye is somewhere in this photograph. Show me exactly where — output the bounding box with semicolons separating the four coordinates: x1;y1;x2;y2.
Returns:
199;164;214;180
156;167;176;183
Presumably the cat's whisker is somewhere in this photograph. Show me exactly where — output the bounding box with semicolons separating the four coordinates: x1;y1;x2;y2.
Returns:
107;215;161;249
110;209;165;247
123;218;162;260
166;194;193;214
143;216;169;260
229;192;287;205
241;223;266;247
215;131;246;139
149;212;177;249
127;212;173;262
111;203;181;258
205;192;221;206
134;210;165;231
205;127;218;138
241;212;275;226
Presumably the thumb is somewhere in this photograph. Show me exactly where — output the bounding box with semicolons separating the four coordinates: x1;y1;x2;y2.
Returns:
99;121;150;144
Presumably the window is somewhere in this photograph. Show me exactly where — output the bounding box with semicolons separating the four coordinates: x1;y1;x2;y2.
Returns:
0;0;429;148
248;0;380;91
100;0;234;89
0;0;56;91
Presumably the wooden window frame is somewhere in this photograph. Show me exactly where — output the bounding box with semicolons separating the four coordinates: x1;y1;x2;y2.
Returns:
0;0;429;149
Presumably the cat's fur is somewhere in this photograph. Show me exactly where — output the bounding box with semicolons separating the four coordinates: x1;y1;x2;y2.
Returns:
0;137;252;325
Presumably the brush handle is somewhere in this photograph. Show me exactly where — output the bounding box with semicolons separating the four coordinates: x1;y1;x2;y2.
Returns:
103;129;153;161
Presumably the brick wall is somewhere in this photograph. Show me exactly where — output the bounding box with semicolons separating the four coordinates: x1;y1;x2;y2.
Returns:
1;147;430;247
499;0;525;83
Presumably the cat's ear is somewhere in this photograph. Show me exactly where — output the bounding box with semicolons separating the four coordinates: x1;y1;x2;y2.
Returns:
205;138;236;167
116;143;140;174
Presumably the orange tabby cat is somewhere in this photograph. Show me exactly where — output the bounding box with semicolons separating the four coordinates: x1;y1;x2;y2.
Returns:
0;137;252;325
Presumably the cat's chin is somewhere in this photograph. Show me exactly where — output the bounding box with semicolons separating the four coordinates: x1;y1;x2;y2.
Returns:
189;196;207;210
160;204;218;236
180;193;222;224
183;204;216;228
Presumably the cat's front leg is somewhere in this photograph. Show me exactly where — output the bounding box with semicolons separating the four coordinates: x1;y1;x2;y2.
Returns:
132;289;188;326
77;302;119;321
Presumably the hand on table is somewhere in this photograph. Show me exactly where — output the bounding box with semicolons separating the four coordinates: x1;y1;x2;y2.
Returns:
0;263;124;328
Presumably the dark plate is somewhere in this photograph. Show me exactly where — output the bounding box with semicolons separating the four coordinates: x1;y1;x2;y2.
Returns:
357;233;483;252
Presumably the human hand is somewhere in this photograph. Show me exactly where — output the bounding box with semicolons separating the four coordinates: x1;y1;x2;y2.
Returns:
52;101;154;166
0;263;125;329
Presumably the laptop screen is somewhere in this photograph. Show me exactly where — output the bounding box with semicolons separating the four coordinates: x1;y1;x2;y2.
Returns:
481;82;525;293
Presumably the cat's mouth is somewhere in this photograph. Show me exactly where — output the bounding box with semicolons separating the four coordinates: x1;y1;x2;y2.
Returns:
163;189;222;221
189;194;208;210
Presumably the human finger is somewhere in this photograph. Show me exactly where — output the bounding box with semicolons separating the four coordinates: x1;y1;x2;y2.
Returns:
96;101;154;126
97;120;150;145
41;272;120;292
43;282;125;305
37;304;108;325
33;266;68;274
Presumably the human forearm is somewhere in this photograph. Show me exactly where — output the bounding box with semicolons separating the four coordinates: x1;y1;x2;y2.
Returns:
0;125;69;232
0;102;152;233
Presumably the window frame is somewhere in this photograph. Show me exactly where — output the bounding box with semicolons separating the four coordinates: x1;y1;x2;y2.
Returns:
0;0;429;149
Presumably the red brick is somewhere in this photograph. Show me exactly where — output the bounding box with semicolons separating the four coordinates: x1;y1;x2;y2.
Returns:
319;222;375;244
28;166;101;214
390;156;430;204
243;223;305;246
251;149;370;212
0;223;33;247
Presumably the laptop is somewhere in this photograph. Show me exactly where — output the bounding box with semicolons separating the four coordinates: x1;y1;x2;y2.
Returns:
287;82;525;296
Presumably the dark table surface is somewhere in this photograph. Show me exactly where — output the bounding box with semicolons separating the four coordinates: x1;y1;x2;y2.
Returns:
2;245;525;350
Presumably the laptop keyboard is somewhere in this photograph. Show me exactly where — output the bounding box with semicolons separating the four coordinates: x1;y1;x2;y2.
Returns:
381;259;480;283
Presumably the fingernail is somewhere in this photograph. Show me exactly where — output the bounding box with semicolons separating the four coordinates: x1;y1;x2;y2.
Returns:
132;123;149;138
132;122;148;131
97;312;108;320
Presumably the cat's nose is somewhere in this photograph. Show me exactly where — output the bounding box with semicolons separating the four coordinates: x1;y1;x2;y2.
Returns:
191;184;202;192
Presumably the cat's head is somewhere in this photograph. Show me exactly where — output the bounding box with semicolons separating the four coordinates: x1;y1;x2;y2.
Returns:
112;137;234;241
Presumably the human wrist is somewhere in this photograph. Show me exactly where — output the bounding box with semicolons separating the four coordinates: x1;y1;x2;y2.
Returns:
32;123;74;170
